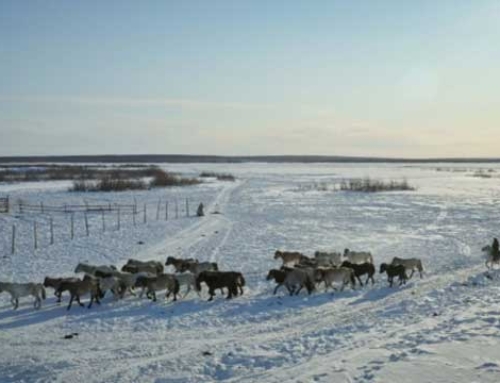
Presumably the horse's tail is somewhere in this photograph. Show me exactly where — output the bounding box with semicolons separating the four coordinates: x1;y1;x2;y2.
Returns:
40;285;46;300
418;260;424;272
238;273;246;287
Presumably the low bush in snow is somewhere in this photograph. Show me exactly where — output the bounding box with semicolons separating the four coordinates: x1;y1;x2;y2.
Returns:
71;177;148;192
199;172;236;181
149;169;201;187
339;178;415;192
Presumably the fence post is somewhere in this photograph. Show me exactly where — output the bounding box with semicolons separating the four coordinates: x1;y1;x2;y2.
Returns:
34;221;38;250
143;203;147;223
117;208;121;231
71;213;74;239
165;201;168;221
101;209;106;232
133;205;136;226
175;200;179;219
85;212;89;236
19;201;23;214
50;217;54;245
40;202;44;214
186;199;189;217
156;199;161;220
11;225;16;254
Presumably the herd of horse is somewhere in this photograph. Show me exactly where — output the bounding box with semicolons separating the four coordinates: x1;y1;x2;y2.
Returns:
267;249;423;296
0;243;498;311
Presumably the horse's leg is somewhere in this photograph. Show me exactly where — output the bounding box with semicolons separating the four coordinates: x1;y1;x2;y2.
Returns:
273;283;281;295
67;295;74;310
181;283;190;299
295;284;303;295
356;276;363;287
88;295;93;309
388;276;393;287
56;291;62;303
226;285;233;299
208;287;215;301
76;295;84;307
166;289;177;302
409;269;415;279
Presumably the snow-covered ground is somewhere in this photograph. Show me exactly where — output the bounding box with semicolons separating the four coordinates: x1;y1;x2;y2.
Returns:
1;163;500;383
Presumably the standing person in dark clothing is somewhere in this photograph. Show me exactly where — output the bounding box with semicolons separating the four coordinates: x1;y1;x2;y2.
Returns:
492;237;500;260
197;203;205;217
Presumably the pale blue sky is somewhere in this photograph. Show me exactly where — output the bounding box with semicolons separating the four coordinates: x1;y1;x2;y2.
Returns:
1;1;499;157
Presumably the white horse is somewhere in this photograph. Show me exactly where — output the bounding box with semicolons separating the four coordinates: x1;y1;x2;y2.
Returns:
390;257;424;278
314;251;342;266
274;250;305;267
343;249;374;264
174;272;200;298
0;282;46;310
184;261;218;275
482;245;500;269
314;267;355;292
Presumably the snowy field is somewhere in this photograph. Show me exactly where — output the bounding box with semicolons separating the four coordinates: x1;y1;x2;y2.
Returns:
1;162;500;383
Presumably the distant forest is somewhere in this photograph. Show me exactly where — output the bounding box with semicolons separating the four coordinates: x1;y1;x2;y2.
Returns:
0;155;499;164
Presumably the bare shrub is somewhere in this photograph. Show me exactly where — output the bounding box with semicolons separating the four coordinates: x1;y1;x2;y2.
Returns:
149;169;201;187
0;165;161;183
339;178;415;192
296;182;331;192
70;178;147;192
199;172;236;181
470;171;493;179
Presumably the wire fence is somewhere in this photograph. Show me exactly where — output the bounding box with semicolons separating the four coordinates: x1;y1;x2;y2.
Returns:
3;197;204;255
0;196;8;213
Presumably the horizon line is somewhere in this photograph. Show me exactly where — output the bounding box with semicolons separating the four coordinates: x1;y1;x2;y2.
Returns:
1;154;500;164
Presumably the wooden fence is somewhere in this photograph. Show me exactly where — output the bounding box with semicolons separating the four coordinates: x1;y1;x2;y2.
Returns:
0;196;8;213
7;197;201;254
16;201;136;214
